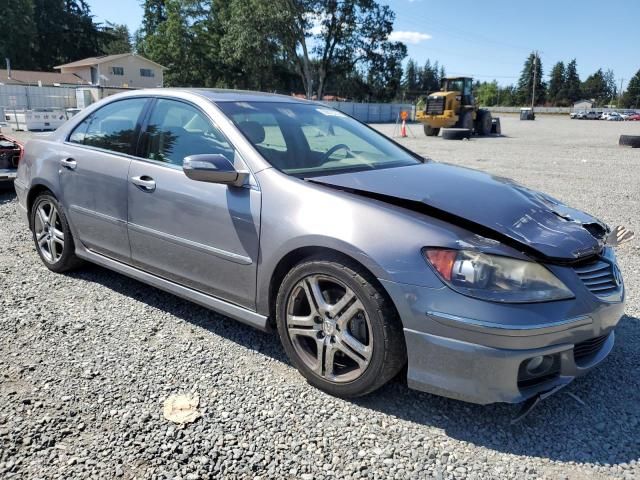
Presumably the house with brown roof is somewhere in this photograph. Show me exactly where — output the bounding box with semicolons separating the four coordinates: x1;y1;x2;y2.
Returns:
0;68;90;86
54;53;166;88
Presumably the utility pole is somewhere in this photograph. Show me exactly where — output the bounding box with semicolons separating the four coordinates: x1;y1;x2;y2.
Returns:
531;50;538;112
618;78;624;107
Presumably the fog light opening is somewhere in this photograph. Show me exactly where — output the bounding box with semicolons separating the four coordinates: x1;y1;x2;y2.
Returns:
525;355;554;376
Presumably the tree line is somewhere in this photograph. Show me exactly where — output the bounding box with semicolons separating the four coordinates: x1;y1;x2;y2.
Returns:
1;1;639;107
475;53;640;108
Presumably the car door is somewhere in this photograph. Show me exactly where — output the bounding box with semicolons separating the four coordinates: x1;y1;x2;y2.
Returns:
61;97;149;262
127;98;260;309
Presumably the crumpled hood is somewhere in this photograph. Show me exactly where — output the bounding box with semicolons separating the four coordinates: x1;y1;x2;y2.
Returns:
310;162;608;262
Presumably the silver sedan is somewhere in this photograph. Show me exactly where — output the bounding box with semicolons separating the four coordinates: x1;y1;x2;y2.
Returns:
14;89;626;404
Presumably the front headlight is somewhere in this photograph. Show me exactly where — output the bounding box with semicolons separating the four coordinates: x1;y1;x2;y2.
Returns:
423;248;574;303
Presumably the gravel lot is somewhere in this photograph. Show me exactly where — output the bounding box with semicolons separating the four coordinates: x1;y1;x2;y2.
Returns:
1;116;639;479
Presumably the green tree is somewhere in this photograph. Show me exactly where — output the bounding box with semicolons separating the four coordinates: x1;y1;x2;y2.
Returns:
102;23;132;54
603;69;617;104
547;61;566;105
215;0;298;92
516;52;546;105
278;0;405;100
27;0;105;70
0;0;36;69
476;80;499;106
366;41;406;102
402;59;419;97
564;59;581;103
419;59;441;93
582;69;611;106
621;69;640;108
139;0;210;86
141;0;168;34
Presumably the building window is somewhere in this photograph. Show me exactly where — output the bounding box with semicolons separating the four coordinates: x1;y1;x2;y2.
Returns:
140;68;155;78
111;66;124;76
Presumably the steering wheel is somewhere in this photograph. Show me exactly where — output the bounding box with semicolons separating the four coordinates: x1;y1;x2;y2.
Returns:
320;144;352;163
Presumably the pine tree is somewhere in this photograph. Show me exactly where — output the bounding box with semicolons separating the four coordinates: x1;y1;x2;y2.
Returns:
582;69;609;106
622;69;640;108
402;59;419;96
102;23;132;55
0;0;36;69
547;61;565;106
564;59;582;103
516;52;546;105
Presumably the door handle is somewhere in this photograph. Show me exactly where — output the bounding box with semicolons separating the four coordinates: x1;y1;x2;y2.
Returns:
60;158;77;170
131;175;156;192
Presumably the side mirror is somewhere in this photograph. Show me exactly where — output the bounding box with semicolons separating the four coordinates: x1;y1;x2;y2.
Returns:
183;154;249;187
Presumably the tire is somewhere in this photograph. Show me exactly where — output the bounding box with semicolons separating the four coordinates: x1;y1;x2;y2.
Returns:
457;110;473;130
476;110;492;135
31;193;82;272
423;124;440;137
275;254;406;398
442;128;472;140
619;135;640;148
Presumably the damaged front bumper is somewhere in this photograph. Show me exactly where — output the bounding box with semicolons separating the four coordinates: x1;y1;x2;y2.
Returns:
380;260;625;405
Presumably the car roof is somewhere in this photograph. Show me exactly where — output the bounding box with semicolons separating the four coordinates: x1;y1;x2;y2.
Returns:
124;88;313;104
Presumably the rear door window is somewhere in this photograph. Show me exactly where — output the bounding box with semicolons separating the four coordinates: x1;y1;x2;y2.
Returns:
69;98;147;154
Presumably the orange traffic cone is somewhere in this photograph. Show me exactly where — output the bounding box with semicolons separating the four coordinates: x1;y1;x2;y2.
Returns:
401;119;407;137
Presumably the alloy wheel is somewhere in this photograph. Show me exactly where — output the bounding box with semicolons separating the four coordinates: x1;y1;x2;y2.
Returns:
34;200;65;263
286;274;373;383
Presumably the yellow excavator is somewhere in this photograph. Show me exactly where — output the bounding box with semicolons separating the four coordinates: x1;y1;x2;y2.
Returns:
416;76;499;137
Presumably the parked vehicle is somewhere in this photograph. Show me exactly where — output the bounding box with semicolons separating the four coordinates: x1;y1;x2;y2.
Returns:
569;112;578;119
575;111;587;119
0;134;23;183
606;112;624;121
14;89;627;405
627;113;640;121
585;111;599;120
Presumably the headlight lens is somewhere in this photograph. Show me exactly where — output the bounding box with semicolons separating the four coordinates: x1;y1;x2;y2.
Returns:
423;248;574;303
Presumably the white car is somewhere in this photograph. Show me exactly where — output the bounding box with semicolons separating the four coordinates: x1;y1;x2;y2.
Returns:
606;112;624;121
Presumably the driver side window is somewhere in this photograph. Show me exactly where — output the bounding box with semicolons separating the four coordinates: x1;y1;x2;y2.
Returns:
141;99;234;166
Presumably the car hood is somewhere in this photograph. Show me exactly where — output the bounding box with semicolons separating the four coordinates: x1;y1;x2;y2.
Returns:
309;162;608;262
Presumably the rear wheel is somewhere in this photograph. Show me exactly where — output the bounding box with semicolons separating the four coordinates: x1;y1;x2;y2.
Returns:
423;125;440;137
275;255;406;397
31;193;82;272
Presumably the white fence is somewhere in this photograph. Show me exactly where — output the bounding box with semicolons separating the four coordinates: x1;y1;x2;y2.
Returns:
0;85;77;110
321;101;415;122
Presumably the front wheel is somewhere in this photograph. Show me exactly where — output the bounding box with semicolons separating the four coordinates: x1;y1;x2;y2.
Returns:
275;255;406;397
423;125;440;137
457;110;473;130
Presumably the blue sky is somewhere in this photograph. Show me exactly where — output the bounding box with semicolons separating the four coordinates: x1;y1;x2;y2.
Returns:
87;0;640;88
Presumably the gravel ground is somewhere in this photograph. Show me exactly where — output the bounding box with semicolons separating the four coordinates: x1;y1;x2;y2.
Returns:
1;116;639;479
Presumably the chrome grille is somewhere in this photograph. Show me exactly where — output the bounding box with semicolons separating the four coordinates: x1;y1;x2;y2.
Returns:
574;334;608;361
425;96;445;115
573;260;619;297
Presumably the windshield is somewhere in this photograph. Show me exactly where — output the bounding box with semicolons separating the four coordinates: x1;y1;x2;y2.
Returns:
216;102;422;176
443;79;465;92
